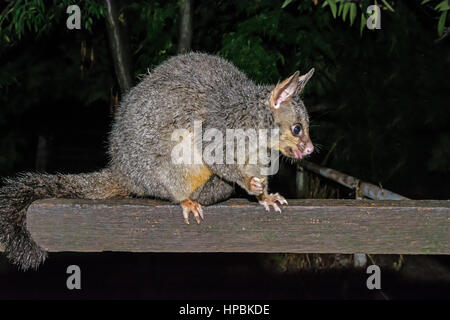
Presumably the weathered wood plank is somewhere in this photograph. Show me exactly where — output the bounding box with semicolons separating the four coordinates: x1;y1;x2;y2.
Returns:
23;198;450;254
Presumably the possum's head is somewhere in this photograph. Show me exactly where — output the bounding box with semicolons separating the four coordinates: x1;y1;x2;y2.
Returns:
268;69;315;159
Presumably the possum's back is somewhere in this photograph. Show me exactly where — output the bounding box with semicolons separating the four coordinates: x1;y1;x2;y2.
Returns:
118;52;255;128
149;52;250;92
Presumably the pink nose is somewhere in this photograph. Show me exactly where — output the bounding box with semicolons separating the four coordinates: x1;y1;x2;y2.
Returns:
304;143;314;155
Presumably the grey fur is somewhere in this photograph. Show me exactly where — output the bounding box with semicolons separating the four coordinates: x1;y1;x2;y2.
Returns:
0;52;313;270
0;169;128;270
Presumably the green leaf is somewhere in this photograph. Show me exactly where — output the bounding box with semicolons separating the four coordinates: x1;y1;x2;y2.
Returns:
338;2;343;16
328;0;337;18
438;10;447;36
435;0;449;11
381;0;395;12
350;3;357;26
343;2;351;21
360;12;367;35
421;0;432;4
281;0;294;9
437;0;450;11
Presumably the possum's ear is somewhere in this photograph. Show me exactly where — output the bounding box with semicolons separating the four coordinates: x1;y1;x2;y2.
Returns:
269;71;299;110
296;68;314;95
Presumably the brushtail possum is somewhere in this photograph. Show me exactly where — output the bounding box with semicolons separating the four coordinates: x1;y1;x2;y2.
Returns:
0;53;315;270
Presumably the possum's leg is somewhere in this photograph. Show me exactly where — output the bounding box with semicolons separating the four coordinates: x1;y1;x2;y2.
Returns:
180;199;204;224
180;176;234;224
181;176;234;224
153;162;214;224
208;164;288;212
257;192;288;213
190;175;234;206
248;177;288;212
208;163;264;196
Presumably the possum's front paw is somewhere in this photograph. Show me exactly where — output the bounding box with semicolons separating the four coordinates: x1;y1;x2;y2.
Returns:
249;177;265;195
181;199;204;224
258;193;288;212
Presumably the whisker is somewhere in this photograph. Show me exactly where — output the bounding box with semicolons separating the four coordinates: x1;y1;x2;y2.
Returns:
313;144;324;152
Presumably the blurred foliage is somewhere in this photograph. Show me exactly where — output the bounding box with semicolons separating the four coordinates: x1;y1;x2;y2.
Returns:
421;0;450;36
283;0;449;36
0;0;110;175
127;1;179;77
0;0;449;197
0;0;104;44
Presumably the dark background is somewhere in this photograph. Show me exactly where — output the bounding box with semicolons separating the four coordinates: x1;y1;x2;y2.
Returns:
0;0;449;299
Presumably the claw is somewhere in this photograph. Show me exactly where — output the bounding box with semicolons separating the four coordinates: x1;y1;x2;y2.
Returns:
258;193;288;212
182;207;190;224
181;199;204;224
273;203;281;213
198;205;204;220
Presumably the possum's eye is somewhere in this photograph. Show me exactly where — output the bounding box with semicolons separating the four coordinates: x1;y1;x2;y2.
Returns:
291;123;303;136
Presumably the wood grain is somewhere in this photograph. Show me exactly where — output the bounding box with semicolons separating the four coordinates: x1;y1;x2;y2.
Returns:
22;198;450;254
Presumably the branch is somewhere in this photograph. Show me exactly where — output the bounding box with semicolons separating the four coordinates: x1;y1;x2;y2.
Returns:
104;0;133;93
178;0;193;53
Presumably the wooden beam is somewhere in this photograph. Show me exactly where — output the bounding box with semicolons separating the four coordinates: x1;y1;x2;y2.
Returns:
23;198;449;254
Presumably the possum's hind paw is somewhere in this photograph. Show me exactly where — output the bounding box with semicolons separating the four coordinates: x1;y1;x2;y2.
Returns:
181;199;204;224
258;193;288;213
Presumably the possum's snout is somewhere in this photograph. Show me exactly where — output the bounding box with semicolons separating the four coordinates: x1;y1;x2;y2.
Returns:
298;139;314;156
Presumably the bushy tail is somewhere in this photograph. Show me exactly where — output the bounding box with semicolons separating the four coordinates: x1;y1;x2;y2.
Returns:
0;169;129;270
